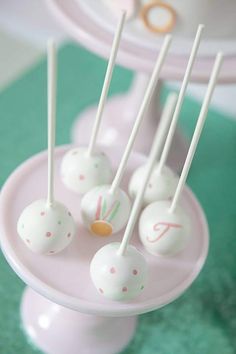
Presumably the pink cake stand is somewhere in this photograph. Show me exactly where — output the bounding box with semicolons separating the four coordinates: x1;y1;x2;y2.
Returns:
47;0;236;172
0;146;209;354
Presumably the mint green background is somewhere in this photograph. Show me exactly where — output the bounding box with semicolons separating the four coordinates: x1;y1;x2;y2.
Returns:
0;43;236;354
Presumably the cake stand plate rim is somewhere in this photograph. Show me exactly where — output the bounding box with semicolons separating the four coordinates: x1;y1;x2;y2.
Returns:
0;145;209;317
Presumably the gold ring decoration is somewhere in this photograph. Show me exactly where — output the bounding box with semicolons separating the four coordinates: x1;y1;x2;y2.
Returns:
140;1;176;34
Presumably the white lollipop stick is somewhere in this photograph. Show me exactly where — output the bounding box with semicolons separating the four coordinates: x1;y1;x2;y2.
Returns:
109;34;172;195
169;52;223;214
87;11;126;156
157;24;204;174
47;39;56;208
117;108;173;256
149;93;177;160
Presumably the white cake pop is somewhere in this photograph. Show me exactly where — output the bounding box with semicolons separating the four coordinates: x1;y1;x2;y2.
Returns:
17;39;76;255
17;200;75;255
81;35;172;237
61;12;126;195
129;25;204;206
139;52;223;257
61;147;112;195
81;185;130;236
90;242;147;301
129;164;178;206
90;104;171;301
139;200;189;256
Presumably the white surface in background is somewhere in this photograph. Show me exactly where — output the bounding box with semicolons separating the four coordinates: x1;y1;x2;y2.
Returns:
0;30;42;90
0;0;65;47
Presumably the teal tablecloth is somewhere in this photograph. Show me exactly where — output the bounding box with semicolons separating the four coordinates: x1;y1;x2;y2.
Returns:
0;43;236;354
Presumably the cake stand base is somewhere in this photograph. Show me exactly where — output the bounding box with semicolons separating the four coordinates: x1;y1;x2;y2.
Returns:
21;287;137;354
72;74;188;172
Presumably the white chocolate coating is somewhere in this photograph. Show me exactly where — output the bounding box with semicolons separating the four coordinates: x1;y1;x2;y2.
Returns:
81;185;131;237
139;200;190;256
17;199;76;255
90;242;147;301
129;164;178;207
61;147;113;195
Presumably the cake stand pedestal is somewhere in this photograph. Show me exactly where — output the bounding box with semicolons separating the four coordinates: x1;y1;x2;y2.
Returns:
0;146;209;354
21;287;137;354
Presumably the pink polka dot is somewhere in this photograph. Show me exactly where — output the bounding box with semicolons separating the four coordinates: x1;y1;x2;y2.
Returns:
67;233;71;238
79;174;85;180
122;287;128;292
40;212;45;216
133;269;138;275
99;288;104;294
46;232;52;237
110;267;116;274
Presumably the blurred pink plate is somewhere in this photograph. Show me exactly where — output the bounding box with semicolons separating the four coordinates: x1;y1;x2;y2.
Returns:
0;146;209;317
77;0;236;57
47;0;236;82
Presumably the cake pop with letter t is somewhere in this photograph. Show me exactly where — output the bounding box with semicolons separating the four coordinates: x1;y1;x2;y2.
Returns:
81;35;172;237
129;24;204;207
139;52;223;257
90;109;170;301
61;12;126;195
17;39;76;255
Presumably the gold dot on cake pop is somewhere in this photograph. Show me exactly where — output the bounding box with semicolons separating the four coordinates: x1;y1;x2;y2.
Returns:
140;1;176;34
91;195;121;236
90;220;113;237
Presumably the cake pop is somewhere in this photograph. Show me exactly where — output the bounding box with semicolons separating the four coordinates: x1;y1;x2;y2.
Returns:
61;12;126;195
81;35;172;237
129;24;204;207
139;53;223;257
17;39;76;255
90;105;171;301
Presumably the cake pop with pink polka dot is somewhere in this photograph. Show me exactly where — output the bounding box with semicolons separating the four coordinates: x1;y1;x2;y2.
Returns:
81;35;172;237
61;12;127;195
17;40;76;255
90;105;171;301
